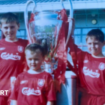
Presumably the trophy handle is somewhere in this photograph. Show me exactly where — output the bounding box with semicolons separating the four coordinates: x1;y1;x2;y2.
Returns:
24;0;36;42
60;0;65;9
65;0;74;46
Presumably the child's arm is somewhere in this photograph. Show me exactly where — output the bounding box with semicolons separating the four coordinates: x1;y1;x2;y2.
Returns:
10;100;17;105
67;17;87;74
9;77;20;104
45;75;56;104
47;101;54;105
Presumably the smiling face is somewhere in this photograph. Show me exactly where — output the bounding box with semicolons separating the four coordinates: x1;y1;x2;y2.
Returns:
0;20;19;41
25;49;44;71
86;36;104;56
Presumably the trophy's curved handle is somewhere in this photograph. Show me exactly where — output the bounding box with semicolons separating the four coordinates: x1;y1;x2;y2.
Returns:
66;0;74;46
60;0;65;9
24;0;36;42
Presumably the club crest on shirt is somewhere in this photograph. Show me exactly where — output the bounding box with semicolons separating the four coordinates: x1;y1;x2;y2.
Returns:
38;79;45;87
18;46;24;53
98;63;105;71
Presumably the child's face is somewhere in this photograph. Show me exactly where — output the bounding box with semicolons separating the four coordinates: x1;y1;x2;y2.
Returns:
25;49;44;71
86;36;104;56
0;20;19;41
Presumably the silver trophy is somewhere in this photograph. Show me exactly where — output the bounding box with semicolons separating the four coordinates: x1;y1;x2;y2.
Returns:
24;0;73;74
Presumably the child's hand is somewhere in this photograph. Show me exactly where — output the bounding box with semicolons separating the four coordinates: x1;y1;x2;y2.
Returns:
67;17;74;23
10;76;16;90
47;101;54;105
67;17;75;38
10;100;17;105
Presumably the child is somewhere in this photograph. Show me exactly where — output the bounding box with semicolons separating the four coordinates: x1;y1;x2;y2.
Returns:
68;29;105;105
0;12;28;104
10;43;56;105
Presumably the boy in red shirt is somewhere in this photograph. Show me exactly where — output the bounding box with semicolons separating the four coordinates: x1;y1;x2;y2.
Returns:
10;43;56;105
68;29;105;105
0;12;28;105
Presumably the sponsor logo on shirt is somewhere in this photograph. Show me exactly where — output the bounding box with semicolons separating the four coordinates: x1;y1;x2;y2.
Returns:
18;46;24;53
38;79;45;87
98;63;105;71
83;66;100;78
20;80;28;84
22;87;41;96
0;47;5;51
1;52;21;60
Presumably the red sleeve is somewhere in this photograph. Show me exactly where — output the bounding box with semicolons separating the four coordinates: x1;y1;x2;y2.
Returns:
67;36;86;74
9;77;20;100
20;39;29;72
21;39;28;47
69;36;82;55
45;75;56;101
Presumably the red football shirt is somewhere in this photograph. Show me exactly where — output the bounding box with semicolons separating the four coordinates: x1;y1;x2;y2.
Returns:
68;37;105;105
10;71;56;105
0;39;28;96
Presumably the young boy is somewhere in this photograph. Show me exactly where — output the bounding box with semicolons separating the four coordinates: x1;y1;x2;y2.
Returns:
68;29;105;105
10;43;56;105
0;12;28;104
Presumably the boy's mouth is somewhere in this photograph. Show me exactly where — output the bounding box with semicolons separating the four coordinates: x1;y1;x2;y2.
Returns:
31;64;36;67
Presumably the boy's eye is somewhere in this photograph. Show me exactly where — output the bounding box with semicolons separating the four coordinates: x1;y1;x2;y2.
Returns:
94;42;99;45
88;43;91;45
28;58;39;61
28;58;32;60
34;59;39;61
4;27;8;29
11;26;15;29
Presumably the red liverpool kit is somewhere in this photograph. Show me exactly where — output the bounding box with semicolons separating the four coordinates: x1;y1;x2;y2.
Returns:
68;37;105;105
10;71;56;105
0;39;28;96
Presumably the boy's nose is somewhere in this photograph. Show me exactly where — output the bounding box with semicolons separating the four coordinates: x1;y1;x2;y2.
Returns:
7;28;12;32
91;44;95;48
31;60;35;63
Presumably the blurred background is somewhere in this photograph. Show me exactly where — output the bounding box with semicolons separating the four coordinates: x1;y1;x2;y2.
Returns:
0;0;105;52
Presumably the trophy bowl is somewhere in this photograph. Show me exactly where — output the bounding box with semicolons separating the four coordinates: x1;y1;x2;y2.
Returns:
24;0;73;74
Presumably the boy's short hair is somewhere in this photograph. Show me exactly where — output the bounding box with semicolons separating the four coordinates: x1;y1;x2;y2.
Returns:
0;12;19;25
25;43;45;57
86;29;104;43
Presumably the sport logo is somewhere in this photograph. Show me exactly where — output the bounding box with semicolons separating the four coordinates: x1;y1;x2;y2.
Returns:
20;80;28;84
18;46;24;53
0;47;5;51
1;52;21;60
84;60;88;63
22;87;41;96
38;79;45;87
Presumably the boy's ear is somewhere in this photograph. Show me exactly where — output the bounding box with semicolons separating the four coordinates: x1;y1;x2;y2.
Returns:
103;41;105;45
17;23;20;29
0;24;2;29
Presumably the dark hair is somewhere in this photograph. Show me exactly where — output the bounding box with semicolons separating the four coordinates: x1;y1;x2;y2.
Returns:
86;29;104;43
25;43;45;57
41;39;48;55
0;12;19;25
